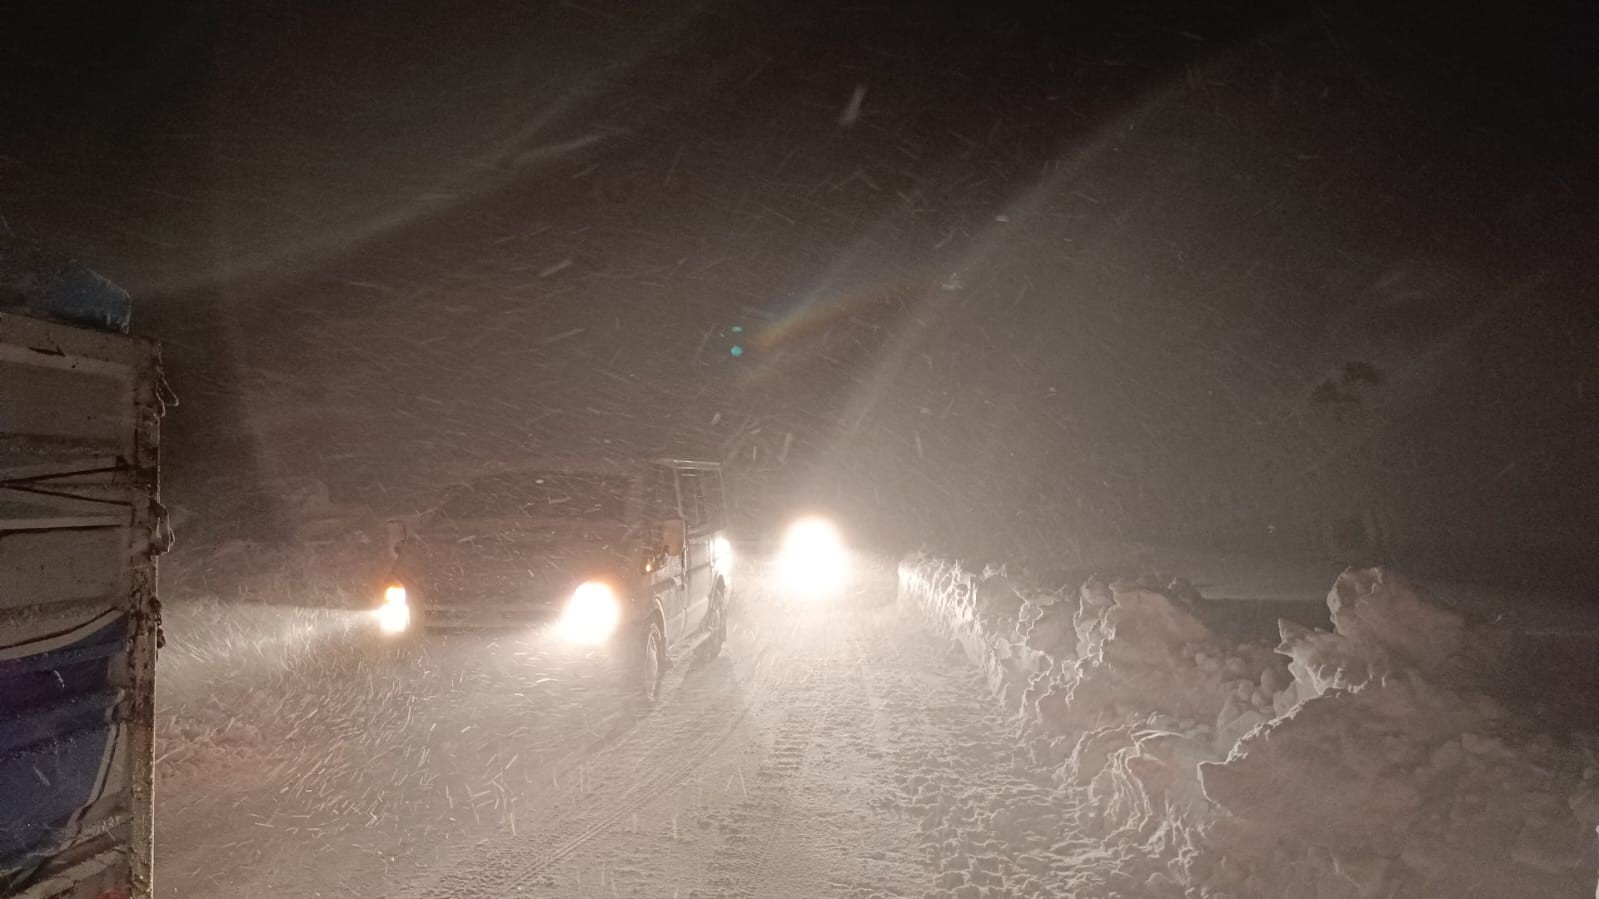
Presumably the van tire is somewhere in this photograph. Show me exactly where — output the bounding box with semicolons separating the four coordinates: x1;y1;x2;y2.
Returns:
637;618;665;704
701;586;727;661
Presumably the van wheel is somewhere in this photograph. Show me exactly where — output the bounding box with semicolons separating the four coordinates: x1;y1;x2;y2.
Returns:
701;588;727;661
637;619;665;704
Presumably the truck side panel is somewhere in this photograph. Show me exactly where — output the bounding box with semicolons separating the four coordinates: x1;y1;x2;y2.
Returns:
0;312;162;899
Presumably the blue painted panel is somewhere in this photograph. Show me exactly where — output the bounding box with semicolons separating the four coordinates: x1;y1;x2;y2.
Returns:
0;237;132;334
0;612;128;882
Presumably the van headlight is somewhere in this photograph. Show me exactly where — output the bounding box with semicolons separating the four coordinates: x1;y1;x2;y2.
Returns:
376;583;411;635
557;581;622;645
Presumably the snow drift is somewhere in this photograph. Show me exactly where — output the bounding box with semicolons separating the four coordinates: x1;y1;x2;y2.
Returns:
898;557;1599;898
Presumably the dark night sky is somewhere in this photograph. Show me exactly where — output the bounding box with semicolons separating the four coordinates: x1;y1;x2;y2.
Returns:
3;1;1596;591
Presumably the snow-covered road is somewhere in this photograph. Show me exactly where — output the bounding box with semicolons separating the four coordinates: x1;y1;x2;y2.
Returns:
154;563;1046;898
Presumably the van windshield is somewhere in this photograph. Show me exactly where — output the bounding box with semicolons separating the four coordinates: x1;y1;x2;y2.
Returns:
439;472;632;521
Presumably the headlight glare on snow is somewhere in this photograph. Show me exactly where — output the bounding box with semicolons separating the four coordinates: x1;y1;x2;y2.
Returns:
376;584;411;635
777;516;850;599
557;581;622;645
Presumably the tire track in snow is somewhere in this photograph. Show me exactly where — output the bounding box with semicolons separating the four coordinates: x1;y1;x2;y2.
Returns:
398;641;780;899
694;656;840;897
860;619;1070;899
497;699;755;893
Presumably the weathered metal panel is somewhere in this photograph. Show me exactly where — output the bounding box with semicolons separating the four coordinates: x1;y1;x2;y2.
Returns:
0;312;163;899
0;530;125;610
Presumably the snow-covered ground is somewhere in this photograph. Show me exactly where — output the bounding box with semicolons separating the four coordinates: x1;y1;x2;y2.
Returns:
152;547;1599;898
154;558;1060;897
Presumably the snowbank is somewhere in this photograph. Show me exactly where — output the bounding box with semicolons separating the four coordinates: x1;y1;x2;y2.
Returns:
898;556;1599;898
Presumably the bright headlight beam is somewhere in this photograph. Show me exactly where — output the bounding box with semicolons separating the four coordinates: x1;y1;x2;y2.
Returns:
376;584;410;635
557;581;622;645
777;516;849;599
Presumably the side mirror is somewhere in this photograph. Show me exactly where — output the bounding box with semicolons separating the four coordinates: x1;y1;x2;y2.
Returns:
661;519;687;556
383;519;409;556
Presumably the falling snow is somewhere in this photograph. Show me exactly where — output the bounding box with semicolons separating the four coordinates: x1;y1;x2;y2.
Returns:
4;0;1595;896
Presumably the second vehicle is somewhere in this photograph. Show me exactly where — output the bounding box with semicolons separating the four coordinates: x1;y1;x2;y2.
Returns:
377;457;734;701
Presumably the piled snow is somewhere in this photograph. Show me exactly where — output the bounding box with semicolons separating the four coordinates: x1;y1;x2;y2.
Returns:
1200;568;1599;898
899;557;1286;894
899;557;1599;898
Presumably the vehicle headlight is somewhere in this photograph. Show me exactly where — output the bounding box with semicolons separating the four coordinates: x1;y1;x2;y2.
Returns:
712;536;734;575
557;581;622;645
376;583;410;635
777;516;849;599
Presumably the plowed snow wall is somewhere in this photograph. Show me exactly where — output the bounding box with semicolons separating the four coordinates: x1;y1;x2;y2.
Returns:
897;554;1599;899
